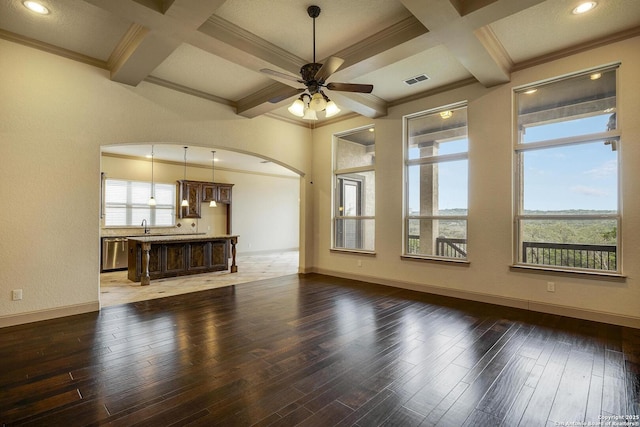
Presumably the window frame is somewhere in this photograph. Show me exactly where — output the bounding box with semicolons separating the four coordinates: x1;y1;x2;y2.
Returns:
402;102;469;262
332;126;376;254
104;178;176;227
512;65;622;275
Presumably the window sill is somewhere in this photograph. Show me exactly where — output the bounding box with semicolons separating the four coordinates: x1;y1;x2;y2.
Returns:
330;248;376;256
401;255;470;266
509;264;626;281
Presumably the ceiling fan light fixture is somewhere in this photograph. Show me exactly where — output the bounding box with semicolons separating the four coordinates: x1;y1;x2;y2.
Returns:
325;101;340;118
302;108;318;121
288;98;306;117
309;92;327;111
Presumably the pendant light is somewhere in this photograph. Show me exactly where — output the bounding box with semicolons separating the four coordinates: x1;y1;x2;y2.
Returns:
148;145;156;206
209;151;217;208
181;146;189;207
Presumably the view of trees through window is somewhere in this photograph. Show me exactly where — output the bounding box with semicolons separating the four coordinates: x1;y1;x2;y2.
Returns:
515;66;620;272
405;104;468;259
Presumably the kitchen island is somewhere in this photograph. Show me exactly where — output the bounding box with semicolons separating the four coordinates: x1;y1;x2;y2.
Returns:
127;234;238;285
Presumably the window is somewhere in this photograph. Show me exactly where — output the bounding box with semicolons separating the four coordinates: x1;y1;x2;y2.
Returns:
104;179;175;227
514;66;620;273
404;104;468;260
333;127;375;251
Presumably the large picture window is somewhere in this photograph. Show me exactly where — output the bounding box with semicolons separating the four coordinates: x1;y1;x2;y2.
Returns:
104;179;175;227
404;104;468;260
514;66;620;273
333;127;375;251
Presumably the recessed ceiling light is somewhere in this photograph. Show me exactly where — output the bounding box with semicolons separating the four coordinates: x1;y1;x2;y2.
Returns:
572;2;597;15
23;1;49;15
368;128;374;132
590;72;602;80
440;111;453;119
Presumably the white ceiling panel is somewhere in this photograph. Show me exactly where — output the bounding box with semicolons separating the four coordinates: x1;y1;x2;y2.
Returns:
353;45;473;101
490;0;640;64
0;0;131;61
150;43;273;101
214;0;413;61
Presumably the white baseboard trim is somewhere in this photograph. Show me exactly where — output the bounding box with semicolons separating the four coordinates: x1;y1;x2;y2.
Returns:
0;302;100;328
310;268;640;329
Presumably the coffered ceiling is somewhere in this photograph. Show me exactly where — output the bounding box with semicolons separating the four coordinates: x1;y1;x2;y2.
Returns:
2;0;639;173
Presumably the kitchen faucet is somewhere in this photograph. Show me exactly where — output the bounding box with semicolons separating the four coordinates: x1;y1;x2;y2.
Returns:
141;219;149;234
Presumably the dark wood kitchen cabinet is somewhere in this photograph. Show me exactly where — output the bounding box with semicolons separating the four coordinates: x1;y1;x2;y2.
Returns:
127;235;237;282
177;180;201;219
177;181;234;233
202;183;233;204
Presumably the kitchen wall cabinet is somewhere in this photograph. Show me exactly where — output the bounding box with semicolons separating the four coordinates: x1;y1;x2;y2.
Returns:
177;180;234;233
178;180;234;217
178;180;202;219
202;183;233;204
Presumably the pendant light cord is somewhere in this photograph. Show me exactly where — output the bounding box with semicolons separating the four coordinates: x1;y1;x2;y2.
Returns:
183;146;187;181
150;145;154;196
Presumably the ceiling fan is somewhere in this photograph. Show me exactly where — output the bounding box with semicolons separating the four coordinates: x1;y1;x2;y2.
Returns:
260;5;374;119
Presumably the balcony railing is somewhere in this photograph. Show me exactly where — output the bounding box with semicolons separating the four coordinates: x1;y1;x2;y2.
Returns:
522;241;617;271
407;236;467;259
407;236;617;271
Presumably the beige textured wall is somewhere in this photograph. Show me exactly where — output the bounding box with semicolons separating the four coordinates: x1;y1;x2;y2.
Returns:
0;40;310;323
311;37;640;325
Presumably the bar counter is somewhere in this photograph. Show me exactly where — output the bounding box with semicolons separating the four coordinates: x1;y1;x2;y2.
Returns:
127;234;238;285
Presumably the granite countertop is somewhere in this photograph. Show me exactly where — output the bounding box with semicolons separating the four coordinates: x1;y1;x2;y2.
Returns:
127;234;237;243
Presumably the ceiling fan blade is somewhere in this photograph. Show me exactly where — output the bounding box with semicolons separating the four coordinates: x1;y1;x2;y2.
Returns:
326;82;374;93
314;56;344;82
268;88;305;104
260;68;304;84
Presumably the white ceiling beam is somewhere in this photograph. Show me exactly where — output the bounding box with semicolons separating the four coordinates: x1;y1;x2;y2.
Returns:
236;83;302;118
400;0;511;86
327;92;388;119
86;0;227;86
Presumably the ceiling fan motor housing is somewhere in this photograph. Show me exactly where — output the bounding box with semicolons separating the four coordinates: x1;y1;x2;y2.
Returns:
300;62;323;93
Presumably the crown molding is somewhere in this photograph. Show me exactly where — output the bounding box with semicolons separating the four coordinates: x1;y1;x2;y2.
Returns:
512;26;640;72
0;29;107;69
144;75;235;107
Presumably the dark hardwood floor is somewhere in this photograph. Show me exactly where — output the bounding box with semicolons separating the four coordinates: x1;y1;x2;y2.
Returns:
1;273;639;426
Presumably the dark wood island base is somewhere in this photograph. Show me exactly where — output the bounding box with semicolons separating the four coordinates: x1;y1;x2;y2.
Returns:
127;235;238;284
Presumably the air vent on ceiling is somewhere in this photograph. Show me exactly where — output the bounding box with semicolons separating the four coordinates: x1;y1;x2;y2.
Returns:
403;74;430;86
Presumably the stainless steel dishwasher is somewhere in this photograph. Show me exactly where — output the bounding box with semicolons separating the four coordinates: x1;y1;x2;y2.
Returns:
101;237;128;272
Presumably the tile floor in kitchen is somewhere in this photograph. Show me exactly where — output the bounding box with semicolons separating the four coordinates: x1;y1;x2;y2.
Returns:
100;250;299;307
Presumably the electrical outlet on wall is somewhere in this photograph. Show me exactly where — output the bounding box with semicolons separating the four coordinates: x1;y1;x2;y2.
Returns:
12;289;23;301
547;282;555;292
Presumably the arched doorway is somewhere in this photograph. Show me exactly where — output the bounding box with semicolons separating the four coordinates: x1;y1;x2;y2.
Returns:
99;143;301;306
